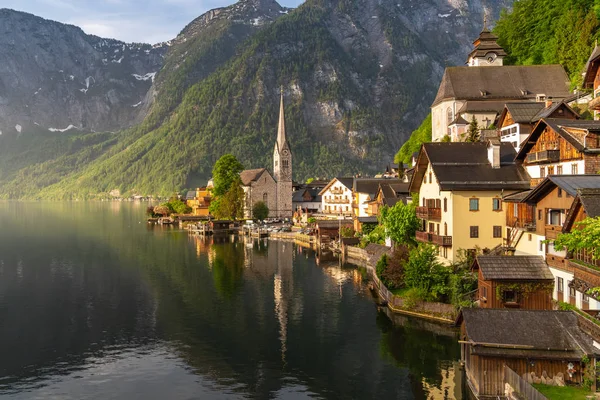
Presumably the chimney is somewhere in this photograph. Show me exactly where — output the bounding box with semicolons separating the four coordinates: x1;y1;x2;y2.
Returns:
545;99;553;108
487;139;501;168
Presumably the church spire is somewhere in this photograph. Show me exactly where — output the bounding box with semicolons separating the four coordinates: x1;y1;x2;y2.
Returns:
277;86;286;150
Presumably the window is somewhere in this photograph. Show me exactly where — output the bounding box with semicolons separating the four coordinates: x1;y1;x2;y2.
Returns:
583;292;590;302
428;172;432;184
548;166;554;175
513;204;518;217
469;198;479;211
263;193;268;204
572;163;578;174
528;233;532;241
444;222;448;236
493;226;502;238
538;210;542;220
558;188;562;198
557;277;564;292
492;198;502;211
443;198;447;212
470;226;479;238
556;165;562;175
282;159;289;168
503;290;517;303
446;107;453;126
482;286;488;300
539;240;544;252
540;166;546;178
569;285;576;297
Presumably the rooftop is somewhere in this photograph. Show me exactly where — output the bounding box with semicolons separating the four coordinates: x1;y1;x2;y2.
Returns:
240;168;268;186
461;309;597;360
432;65;571;107
475;255;553;281
522;175;600;203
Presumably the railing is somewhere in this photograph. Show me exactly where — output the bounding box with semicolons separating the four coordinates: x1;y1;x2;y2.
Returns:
329;188;345;195
530;177;544;187
324;198;350;204
503;365;548;400
416;231;452;247
525;149;560;164
416;206;441;221
572;260;600;289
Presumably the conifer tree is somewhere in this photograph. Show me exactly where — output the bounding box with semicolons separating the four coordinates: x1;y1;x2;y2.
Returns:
465;116;480;143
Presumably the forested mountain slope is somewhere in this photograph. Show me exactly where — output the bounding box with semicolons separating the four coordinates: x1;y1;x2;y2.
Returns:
0;0;511;198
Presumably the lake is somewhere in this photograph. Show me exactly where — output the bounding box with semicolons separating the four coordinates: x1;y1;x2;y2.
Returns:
0;202;462;399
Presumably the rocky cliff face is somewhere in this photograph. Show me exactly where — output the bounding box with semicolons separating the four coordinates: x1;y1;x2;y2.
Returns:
0;9;169;134
0;0;514;198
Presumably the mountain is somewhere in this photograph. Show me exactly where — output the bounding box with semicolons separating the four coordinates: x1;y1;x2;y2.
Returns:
0;9;167;134
0;0;512;199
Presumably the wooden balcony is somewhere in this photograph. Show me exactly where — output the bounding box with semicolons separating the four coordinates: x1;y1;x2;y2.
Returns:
530;177;544;188
416;231;452;247
416;206;441;221
572;260;600;290
589;95;600;111
525;150;560;164
325;198;350;204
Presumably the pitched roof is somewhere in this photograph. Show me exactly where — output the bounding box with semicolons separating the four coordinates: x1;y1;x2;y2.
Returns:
292;188;321;203
449;115;469;126
457;100;510;114
467;29;508;62
517;118;600;160
475;256;553;281
503;102;546;124
584;45;600;89
532;101;580;121
461;309;597;359
432;65;571;107
240;168;267;186
502;190;532;203
579;188;600;218
523;175;600;203
318;177;354;196
185;190;196;200
354;178;403;196
409;142;530;192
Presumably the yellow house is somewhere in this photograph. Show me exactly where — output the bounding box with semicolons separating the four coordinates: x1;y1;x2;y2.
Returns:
409;141;530;264
186;187;212;216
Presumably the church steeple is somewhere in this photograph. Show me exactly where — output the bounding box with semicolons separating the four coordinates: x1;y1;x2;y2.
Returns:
276;87;287;151
466;16;507;67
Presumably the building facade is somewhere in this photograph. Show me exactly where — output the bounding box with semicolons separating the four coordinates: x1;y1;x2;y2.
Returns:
273;90;293;218
319;178;354;216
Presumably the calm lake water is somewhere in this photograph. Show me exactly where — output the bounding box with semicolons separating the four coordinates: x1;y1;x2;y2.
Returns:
0;202;462;399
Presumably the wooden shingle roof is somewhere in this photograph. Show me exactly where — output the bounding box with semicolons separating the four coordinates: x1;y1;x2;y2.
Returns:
461;309;597;360
475;256;553;281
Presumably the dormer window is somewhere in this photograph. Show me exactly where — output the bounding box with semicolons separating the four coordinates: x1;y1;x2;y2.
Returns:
480;90;488;97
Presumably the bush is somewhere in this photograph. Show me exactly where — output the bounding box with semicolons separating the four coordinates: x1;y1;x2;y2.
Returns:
376;247;410;291
402;287;427;311
404;244;449;302
340;226;355;237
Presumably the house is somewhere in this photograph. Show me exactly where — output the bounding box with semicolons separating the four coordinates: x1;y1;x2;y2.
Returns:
516;175;600;309
319;177;354;216
409;141;530;264
515;118;600;187
431;27;571;142
366;182;410;217
459;308;598;399
472;256;554;310
497;101;579;151
292;187;322;213
352;178;403;219
186;187;212;216
315;220;353;243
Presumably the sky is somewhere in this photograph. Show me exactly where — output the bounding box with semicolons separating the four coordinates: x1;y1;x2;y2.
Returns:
3;0;304;44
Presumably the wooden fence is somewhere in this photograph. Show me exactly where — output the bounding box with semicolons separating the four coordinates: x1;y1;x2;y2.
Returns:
504;365;548;400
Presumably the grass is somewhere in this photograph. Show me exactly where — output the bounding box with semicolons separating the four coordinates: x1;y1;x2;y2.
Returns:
390;287;410;297
532;384;593;400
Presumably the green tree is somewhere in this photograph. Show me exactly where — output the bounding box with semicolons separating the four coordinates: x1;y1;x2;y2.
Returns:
404;244;449;301
214;181;245;220
554;217;600;259
306;178;315;184
441;134;451;143
381;202;420;246
153;205;170;217
252;201;269;221
464;116;480;142
340;226;355;237
212;154;244;196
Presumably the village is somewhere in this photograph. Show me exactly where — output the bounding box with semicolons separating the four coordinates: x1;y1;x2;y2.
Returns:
143;27;600;400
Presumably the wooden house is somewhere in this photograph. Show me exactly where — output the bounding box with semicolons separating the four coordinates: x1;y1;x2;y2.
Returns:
472;256;554;310
315;220;353;243
318;177;354;216
515;118;600;188
583;44;600;117
497;101;579;151
366;182;410;217
459;308;598;399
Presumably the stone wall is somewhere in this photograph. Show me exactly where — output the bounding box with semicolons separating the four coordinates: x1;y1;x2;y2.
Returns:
244;171;278;218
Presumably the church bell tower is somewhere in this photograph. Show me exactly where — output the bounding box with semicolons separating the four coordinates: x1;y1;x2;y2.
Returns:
273;88;293;218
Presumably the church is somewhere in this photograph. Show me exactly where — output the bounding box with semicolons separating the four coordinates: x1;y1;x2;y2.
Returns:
240;90;293;219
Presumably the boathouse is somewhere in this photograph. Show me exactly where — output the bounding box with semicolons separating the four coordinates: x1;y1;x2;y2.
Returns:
458;308;598;399
472;256;554;310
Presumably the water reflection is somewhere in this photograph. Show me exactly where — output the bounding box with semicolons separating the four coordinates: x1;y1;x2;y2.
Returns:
0;202;462;399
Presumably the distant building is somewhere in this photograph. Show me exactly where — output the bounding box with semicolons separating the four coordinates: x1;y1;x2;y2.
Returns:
292;187;322;213
240;90;293;219
186;187;212;216
319;177;354;216
431;28;571;142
